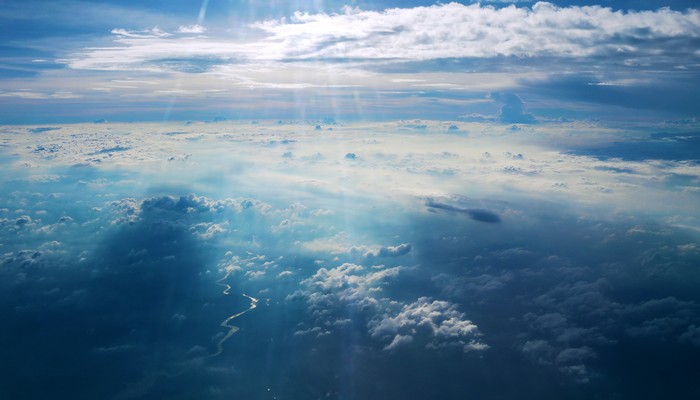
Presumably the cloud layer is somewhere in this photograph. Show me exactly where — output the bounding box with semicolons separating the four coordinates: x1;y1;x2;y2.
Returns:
65;2;700;73
1;119;700;398
253;3;700;61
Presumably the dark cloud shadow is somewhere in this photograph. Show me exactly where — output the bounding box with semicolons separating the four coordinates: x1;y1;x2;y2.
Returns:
569;133;700;161
426;200;501;223
523;73;700;117
0;192;226;400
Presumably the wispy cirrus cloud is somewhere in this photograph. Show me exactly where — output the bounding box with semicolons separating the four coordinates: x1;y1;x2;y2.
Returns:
111;27;172;39
0;90;79;99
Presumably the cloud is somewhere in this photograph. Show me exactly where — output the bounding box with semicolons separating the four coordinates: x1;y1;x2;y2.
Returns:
492;92;537;124
14;215;33;227
426;200;501;223
64;3;700;73
278;270;293;278
294;262;488;352
522;340;555;365
5;3;700;123
28;127;61;134
299;263;402;307
250;3;700;61
2;119;700;398
382;334;414;350
680;325;700;347
0;91;80;99
412;192;700;384
364;243;412;258
111;27;172;39
369;297;487;352
0;192;229;398
178;24;206;34
555;347;596;365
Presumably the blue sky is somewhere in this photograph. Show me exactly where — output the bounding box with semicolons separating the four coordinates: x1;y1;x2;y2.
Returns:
2;0;700;123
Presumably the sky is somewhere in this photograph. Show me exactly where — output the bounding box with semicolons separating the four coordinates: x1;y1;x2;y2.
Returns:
1;2;700;400
1;0;700;123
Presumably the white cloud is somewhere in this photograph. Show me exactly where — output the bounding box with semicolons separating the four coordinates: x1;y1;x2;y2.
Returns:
383;334;413;350
365;243;412;258
278;270;293;278
369;297;487;352
191;222;227;239
251;3;700;61
301;263;401;303
178;24;206;34
111;27;172;39
5;120;700;222
300;234;412;259
0;91;80;99
64;3;700;74
294;262;487;352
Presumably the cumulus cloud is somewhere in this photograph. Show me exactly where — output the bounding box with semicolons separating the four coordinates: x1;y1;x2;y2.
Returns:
383;334;414;350
250;3;700;61
299;262;402;307
294;263;486;352
369;297;487;352
364;243;412;258
492;92;537;124
554;346;596;365
132;194;271;225
522;339;556;365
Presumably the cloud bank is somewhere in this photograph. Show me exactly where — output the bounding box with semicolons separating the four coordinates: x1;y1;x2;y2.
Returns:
253;3;700;61
66;3;700;72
